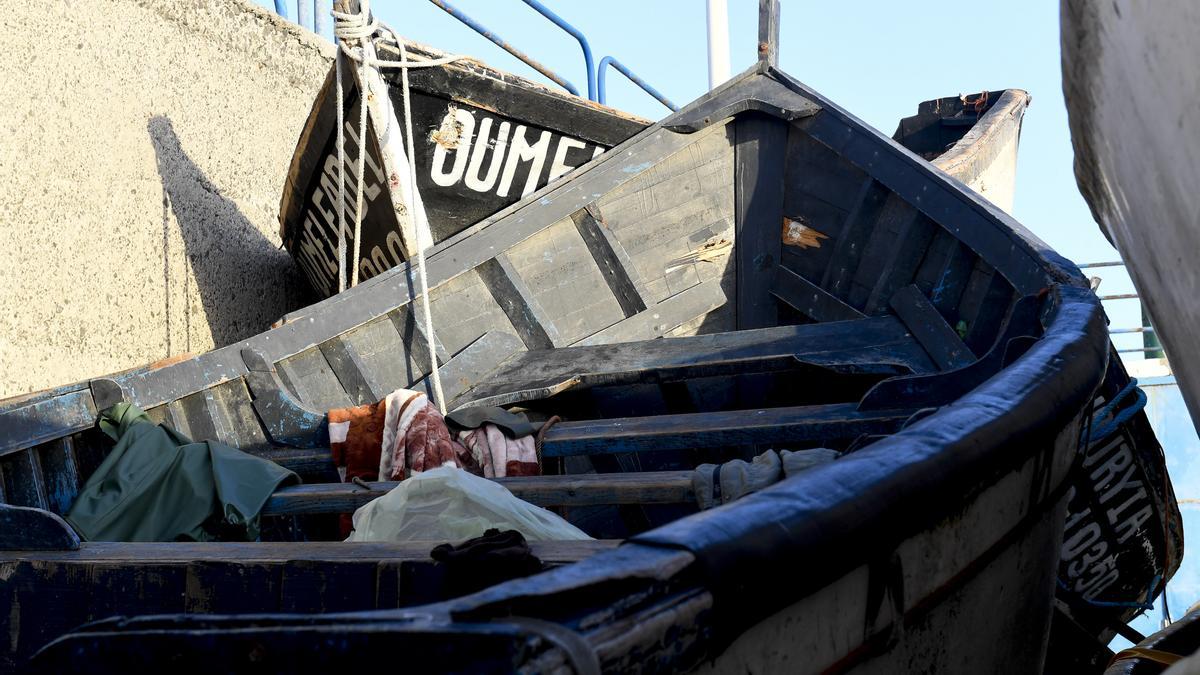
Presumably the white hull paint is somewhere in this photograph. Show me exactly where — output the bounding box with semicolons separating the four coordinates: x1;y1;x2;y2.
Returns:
1062;0;1200;430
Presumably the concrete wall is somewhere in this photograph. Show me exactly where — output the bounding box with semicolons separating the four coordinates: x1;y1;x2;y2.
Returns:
0;0;333;398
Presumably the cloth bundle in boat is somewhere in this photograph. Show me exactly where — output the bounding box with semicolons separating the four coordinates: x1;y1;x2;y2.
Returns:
65;403;299;542
328;391;541;483
692;448;840;510
346;465;590;543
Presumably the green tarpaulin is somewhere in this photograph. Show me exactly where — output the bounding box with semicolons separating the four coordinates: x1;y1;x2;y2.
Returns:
65;403;299;542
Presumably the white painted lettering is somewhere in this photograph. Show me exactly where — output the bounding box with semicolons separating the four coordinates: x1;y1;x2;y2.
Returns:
464;118;510;193
548;136;587;181
497;125;552;197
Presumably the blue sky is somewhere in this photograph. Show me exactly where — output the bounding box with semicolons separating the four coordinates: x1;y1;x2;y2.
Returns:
263;0;1194;641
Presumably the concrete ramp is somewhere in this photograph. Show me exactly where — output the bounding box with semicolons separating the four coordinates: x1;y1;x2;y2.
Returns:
0;0;332;398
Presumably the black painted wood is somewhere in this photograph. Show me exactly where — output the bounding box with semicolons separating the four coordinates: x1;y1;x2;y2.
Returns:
263;471;696;516
478;254;562;350
758;0;780;66
821;179;890;300
38;438;80;515
387;305;451;381
321;336;385;405
848;195;922;311
570;204;649;317
456;317;933;409
541;403;913;457
889;285;974;371
1;450;48;510
864;216;938;314
576;279;726;347
0;504;80;550
735;113;789;329
242;349;329;449
770;265;866;323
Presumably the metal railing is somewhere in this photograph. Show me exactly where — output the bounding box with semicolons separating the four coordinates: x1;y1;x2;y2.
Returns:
271;0;675;112
1078;261;1164;357
599;56;678;111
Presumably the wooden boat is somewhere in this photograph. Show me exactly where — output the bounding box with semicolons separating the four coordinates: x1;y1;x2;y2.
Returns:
0;32;1175;670
1061;0;1200;432
279;34;649;299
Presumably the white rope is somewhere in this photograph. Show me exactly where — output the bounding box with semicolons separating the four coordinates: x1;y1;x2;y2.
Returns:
334;51;347;294
397;39;447;414
349;53;368;287
332;1;450;412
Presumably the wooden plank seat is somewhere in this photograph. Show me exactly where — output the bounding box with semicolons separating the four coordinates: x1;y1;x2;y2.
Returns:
263;471;697;516
451;316;939;409
243;318;939;450
0;539;619;563
538;402;919;457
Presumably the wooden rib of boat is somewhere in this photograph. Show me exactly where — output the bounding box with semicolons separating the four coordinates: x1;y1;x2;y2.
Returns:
279;34;649;299
0;34;1176;672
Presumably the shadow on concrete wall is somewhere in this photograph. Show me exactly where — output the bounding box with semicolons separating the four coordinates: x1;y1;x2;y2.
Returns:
148;116;313;349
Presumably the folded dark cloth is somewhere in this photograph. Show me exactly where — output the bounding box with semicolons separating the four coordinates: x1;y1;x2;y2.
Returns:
66;403;299;542
444;406;541;438
430;528;545;597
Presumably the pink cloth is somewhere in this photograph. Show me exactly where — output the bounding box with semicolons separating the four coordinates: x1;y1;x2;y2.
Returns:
377;389;476;481
457;424;539;478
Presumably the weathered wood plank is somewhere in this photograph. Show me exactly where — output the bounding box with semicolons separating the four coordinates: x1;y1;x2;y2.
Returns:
202;387;240;447
422;331;526;407
263;471;696;516
477;254;563;350
320;335;386;405
820;178;890;299
0;540;619;562
735;113;789;329
174;390;219;444
459;316;934;409
184;562;282;614
847;195;921;310
276;347;354;411
38;438;81;515
888;285;974;371
965;273;1019;356
280;560;378;612
345;315;424;393
1;449;49;510
387;304;451;378
863;216;937;314
571;204;649;317
577;278;727;346
0;504;80;550
770;265;866;323
242;349;330;450
214;379;271;453
0;388;97;460
541;403;913;457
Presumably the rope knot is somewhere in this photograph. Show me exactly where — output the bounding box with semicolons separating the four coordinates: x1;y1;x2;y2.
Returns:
332;3;378;42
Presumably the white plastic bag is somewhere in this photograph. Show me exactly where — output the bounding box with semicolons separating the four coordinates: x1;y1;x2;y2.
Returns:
346;465;591;543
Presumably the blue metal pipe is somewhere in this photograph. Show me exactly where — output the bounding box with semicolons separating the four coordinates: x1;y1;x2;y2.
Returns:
598;56;677;111
427;0;580;96
297;0;312;31
273;0;289;20
314;0;331;39
519;0;596;101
